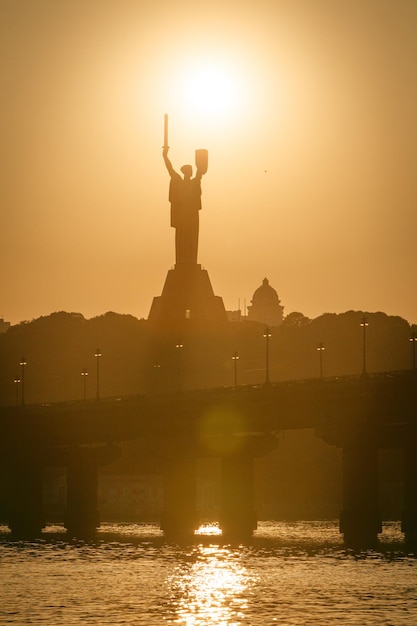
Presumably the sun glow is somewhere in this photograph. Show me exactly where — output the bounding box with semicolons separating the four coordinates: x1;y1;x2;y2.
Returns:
185;65;238;117
153;43;262;154
164;53;251;128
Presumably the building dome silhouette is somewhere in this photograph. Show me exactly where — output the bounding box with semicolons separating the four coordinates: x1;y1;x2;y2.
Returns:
247;278;284;327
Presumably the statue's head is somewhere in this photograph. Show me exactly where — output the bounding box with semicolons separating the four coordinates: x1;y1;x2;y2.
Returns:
180;164;193;179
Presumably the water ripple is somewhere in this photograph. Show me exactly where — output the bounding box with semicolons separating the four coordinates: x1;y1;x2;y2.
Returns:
1;521;417;625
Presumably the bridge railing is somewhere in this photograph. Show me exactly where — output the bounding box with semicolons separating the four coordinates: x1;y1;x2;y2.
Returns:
1;368;414;412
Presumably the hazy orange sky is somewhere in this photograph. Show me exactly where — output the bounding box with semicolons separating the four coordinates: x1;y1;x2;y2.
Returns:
1;0;416;325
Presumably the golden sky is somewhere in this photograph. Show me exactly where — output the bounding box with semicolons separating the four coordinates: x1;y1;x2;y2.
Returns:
1;0;416;325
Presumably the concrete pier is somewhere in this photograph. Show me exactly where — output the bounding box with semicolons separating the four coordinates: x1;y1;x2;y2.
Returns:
220;453;257;538
160;449;198;538
340;445;382;546
402;431;417;544
65;447;99;538
7;449;44;538
65;445;118;538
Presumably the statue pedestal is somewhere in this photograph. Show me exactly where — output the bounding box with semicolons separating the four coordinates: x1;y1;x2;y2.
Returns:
148;264;227;325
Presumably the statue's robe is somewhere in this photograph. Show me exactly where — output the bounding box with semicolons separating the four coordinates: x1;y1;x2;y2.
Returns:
169;174;202;265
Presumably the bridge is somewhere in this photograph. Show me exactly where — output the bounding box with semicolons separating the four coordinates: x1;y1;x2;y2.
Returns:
0;370;416;545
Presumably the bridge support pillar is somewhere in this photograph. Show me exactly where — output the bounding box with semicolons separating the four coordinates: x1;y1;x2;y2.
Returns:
7;450;45;538
402;436;417;544
220;454;257;538
340;445;381;546
161;449;198;538
65;447;100;538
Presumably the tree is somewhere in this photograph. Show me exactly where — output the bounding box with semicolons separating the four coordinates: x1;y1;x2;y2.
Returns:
281;312;311;328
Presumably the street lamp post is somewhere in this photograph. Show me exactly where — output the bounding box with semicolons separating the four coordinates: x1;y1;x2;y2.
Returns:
19;357;27;406
263;328;272;386
410;331;417;371
317;343;325;379
153;363;162;392
360;316;369;376
232;350;239;387
81;369;88;400
14;376;21;406
94;348;102;400
176;342;183;391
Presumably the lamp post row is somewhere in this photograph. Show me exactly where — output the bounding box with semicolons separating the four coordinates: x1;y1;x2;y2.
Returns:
80;348;102;401
12;350;103;405
11;324;417;404
79;348;102;401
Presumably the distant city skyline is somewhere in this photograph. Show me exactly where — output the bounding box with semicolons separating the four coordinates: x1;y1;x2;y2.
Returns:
2;1;417;326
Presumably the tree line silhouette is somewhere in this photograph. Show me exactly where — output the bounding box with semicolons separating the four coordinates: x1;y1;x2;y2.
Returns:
0;309;414;406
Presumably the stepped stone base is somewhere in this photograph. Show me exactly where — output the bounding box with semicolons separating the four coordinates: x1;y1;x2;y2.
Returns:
148;264;227;324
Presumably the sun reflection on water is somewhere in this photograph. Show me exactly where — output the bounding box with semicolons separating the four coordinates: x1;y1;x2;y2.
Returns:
169;542;254;625
194;523;222;537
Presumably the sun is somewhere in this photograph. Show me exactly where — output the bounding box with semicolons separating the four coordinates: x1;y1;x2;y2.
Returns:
158;50;255;145
174;56;246;122
185;65;237;117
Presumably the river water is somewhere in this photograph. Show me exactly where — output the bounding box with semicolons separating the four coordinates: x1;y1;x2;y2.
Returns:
1;521;416;625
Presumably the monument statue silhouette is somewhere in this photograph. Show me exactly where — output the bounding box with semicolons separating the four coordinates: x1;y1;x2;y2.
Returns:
148;115;226;326
163;146;207;266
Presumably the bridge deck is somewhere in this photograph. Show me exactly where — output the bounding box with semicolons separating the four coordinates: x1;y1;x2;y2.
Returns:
0;371;415;451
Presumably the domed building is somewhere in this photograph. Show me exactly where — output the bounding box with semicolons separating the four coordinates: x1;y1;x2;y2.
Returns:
247;278;284;327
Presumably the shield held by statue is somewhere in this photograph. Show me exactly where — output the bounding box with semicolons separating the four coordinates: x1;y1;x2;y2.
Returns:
195;149;208;175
